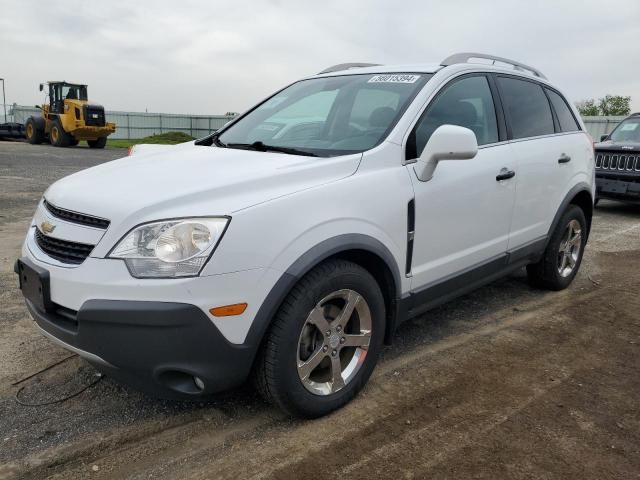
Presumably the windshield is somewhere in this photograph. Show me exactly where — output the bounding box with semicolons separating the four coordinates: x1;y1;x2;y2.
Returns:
217;73;431;157
609;117;640;143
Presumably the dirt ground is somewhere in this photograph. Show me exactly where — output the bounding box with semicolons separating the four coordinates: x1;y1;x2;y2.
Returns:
0;141;639;480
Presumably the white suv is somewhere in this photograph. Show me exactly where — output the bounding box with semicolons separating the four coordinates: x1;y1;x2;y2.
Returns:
17;53;595;417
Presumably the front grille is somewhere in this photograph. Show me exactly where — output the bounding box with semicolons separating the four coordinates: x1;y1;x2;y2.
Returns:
43;200;110;229
595;151;640;172
35;229;94;264
83;105;106;127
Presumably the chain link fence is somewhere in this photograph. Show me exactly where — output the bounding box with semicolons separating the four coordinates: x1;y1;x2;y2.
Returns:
1;104;629;141
580;116;627;140
4;104;235;140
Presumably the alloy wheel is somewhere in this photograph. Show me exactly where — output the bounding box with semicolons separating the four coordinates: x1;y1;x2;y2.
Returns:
557;219;582;277
296;289;372;395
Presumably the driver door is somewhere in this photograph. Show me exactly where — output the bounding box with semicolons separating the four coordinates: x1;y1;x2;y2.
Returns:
49;84;64;114
406;74;517;292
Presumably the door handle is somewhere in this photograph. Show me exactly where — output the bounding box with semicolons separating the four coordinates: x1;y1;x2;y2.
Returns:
496;168;516;181
558;153;571;164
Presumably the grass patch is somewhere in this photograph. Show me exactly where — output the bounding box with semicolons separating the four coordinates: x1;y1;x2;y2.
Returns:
107;131;195;149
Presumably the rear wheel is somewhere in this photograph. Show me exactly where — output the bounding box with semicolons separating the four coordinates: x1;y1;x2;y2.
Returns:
87;137;107;149
255;259;385;418
25;117;45;144
49;119;72;147
527;205;587;290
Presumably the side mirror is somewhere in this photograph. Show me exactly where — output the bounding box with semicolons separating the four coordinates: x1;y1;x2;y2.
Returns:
35;105;41;109
39;83;44;92
600;134;608;142
413;125;478;182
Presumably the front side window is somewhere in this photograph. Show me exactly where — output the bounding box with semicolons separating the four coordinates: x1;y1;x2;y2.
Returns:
609;117;640;142
497;77;554;139
407;75;499;158
545;89;580;133
218;73;431;157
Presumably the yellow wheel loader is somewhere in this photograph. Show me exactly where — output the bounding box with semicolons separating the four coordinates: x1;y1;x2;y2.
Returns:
25;82;116;148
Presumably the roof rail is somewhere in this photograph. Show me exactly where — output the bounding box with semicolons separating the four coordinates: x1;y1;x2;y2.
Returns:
441;52;547;80
318;63;381;75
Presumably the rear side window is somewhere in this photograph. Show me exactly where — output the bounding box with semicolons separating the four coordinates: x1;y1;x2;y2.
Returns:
408;75;499;158
545;89;580;132
497;77;554;139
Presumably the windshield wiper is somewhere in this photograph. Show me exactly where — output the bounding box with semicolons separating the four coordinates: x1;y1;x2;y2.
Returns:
226;141;318;157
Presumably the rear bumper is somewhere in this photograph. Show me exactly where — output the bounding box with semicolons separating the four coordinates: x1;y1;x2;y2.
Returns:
25;297;256;397
595;175;640;202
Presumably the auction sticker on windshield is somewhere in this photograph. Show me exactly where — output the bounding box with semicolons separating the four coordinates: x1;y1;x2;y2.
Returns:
368;74;421;83
621;122;639;131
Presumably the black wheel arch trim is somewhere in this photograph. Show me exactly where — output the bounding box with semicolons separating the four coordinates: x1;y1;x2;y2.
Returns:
546;182;594;248
244;234;403;354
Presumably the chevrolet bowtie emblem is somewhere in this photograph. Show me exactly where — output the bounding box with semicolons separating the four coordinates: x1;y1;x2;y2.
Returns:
40;221;56;235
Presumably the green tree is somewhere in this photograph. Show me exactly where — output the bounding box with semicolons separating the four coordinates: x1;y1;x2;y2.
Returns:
598;95;631;116
576;99;599;116
576;95;631;116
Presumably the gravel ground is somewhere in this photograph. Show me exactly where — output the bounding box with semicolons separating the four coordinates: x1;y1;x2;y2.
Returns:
0;141;639;479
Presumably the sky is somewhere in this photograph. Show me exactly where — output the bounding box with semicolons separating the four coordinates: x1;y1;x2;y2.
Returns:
1;0;639;115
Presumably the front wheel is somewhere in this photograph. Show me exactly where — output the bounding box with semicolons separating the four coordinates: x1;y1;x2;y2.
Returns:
527;205;587;290
49;119;72;147
87;137;107;149
255;260;385;418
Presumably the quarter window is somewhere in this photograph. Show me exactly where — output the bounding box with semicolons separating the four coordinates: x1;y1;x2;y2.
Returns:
497;77;554;139
545;89;580;132
408;75;499;158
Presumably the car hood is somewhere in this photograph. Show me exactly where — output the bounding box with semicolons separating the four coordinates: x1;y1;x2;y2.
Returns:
128;140;196;156
595;140;640;152
44;146;361;227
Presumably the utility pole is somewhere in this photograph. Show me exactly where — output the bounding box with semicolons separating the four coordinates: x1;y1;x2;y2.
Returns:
0;78;6;123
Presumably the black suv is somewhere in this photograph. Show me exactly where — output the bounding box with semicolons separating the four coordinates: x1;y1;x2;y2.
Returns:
595;112;640;204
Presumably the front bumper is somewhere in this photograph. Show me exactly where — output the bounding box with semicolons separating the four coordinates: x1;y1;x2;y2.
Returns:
24;295;255;397
18;227;282;397
596;174;640;202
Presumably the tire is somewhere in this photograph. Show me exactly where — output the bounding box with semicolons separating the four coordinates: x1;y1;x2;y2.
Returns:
49;119;72;147
25;117;45;144
527;205;587;291
254;259;385;418
87;137;107;149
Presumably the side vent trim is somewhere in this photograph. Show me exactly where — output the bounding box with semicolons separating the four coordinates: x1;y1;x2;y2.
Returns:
405;199;415;276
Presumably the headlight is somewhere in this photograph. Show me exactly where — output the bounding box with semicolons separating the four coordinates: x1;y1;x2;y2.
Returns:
109;217;229;278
